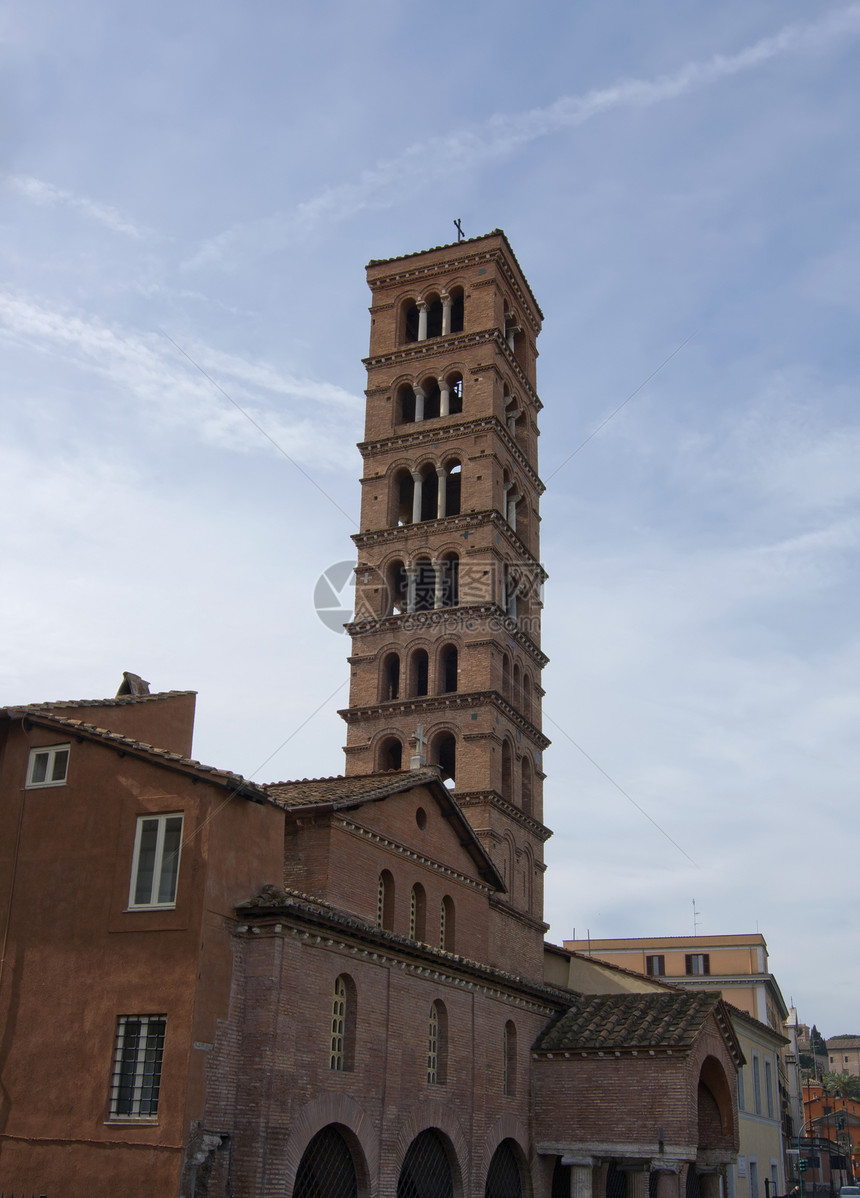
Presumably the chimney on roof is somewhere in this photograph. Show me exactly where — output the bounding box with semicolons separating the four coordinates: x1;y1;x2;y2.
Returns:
116;672;151;697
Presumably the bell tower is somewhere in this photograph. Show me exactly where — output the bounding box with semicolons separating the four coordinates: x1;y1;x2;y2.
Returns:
341;230;551;965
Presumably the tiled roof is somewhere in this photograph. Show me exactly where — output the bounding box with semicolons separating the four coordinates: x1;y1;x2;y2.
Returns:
535;991;721;1053
723;1002;789;1045
6;710;268;801
265;768;442;809
2;690;195;715
238;885;572;1007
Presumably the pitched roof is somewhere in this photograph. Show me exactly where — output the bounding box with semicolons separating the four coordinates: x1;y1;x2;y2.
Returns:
535;991;728;1054
2;690;195;716
5;710;268;802
266;768;505;891
266;768;441;808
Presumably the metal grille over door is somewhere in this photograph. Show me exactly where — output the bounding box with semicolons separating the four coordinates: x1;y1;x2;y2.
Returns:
294;1125;358;1198
397;1129;454;1198
485;1139;523;1198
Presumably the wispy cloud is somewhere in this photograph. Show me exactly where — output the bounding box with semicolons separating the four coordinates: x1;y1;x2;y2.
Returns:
4;173;148;239
0;290;362;471
187;5;860;270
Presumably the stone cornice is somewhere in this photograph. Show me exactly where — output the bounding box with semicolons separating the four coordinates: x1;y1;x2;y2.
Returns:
352;509;546;578
489;894;550;934
358;414;544;496
337;690;550;752
346;604;549;669
456;790;552;842
363;329;542;413
337;815;492;895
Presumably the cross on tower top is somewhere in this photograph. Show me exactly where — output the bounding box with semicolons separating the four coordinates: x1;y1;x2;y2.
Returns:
410;723;428;771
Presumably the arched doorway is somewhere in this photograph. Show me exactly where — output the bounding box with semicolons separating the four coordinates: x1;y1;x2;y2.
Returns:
397;1128;454;1198
485;1139;524;1198
294;1124;359;1198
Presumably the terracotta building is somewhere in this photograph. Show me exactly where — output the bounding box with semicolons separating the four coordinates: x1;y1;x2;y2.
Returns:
0;232;741;1198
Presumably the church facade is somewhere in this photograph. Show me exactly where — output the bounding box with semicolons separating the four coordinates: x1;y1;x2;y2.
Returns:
0;233;741;1198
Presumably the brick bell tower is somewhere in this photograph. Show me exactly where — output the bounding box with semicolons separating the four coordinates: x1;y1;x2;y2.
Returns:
341;229;551;953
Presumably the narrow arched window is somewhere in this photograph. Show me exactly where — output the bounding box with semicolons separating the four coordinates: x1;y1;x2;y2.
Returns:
410;883;427;941
427;1000;448;1084
501;654;511;699
413;560;435;612
422;376;441;418
435;734;456;784
521;756;533;817
445;461;462;516
377;870;395;931
450;288;464;334
410;649;429;696
501;741;513;803
330;974;356;1071
392;469;415;525
440;896;455;953
426;296;443;339
522;673;532;720
503;1021;517;1095
381;652;400;701
440;553;459;608
397;383;417;422
513;664;522;710
440;645;458;694
387;560;408;614
378;737;402;772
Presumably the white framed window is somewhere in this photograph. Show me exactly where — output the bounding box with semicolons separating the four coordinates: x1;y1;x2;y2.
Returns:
129;814;183;909
765;1058;775;1118
26;744;70;788
753;1054;762;1115
109;1015;166;1120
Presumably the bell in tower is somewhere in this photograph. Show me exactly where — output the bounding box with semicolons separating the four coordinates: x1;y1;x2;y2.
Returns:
340;230;551;952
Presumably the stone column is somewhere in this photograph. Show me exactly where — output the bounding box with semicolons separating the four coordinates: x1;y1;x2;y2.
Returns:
413;385;425;422
441;292;452;336
411;471;423;524
417;300;428;341
405;565;418;614
507;406;523;435
622;1167;650;1198
436;467;447;519
652;1163;681;1198
699;1173;721;1198
506;324;522;352
507;492;521;532
562;1157;595;1198
439;378;451;416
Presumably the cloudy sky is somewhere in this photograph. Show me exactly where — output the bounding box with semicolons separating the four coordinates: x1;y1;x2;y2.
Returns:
2;1;859;1036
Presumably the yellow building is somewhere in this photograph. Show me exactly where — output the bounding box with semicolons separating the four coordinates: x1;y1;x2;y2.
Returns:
564;935;793;1198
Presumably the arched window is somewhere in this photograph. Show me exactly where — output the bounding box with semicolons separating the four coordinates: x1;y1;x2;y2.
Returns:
398;1130;454;1198
449;287;464;334
445;461;462;516
427;1000;448;1084
410;649;429;697
426;295;443;339
439;645;458;694
381;652;400;701
501;653;511;699
377;870;395;931
413;559;435;612
387;559;408;615
397;382;417;422
485;1139;523;1198
392;468;414;525
439;553;459;608
503;1021;517;1095
513;664;522;710
330;974;356;1071
522;673;532;721
447;371;464;415
501;741;513;803
418;466;437;522
440;895;455;952
435;734;456;785
521;756;533;816
410;883;426;941
295;1125;359;1198
378;737;402;772
421;375;441;419
403;302;420;344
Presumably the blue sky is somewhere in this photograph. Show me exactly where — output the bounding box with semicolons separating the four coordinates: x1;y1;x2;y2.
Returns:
2;1;859;1035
